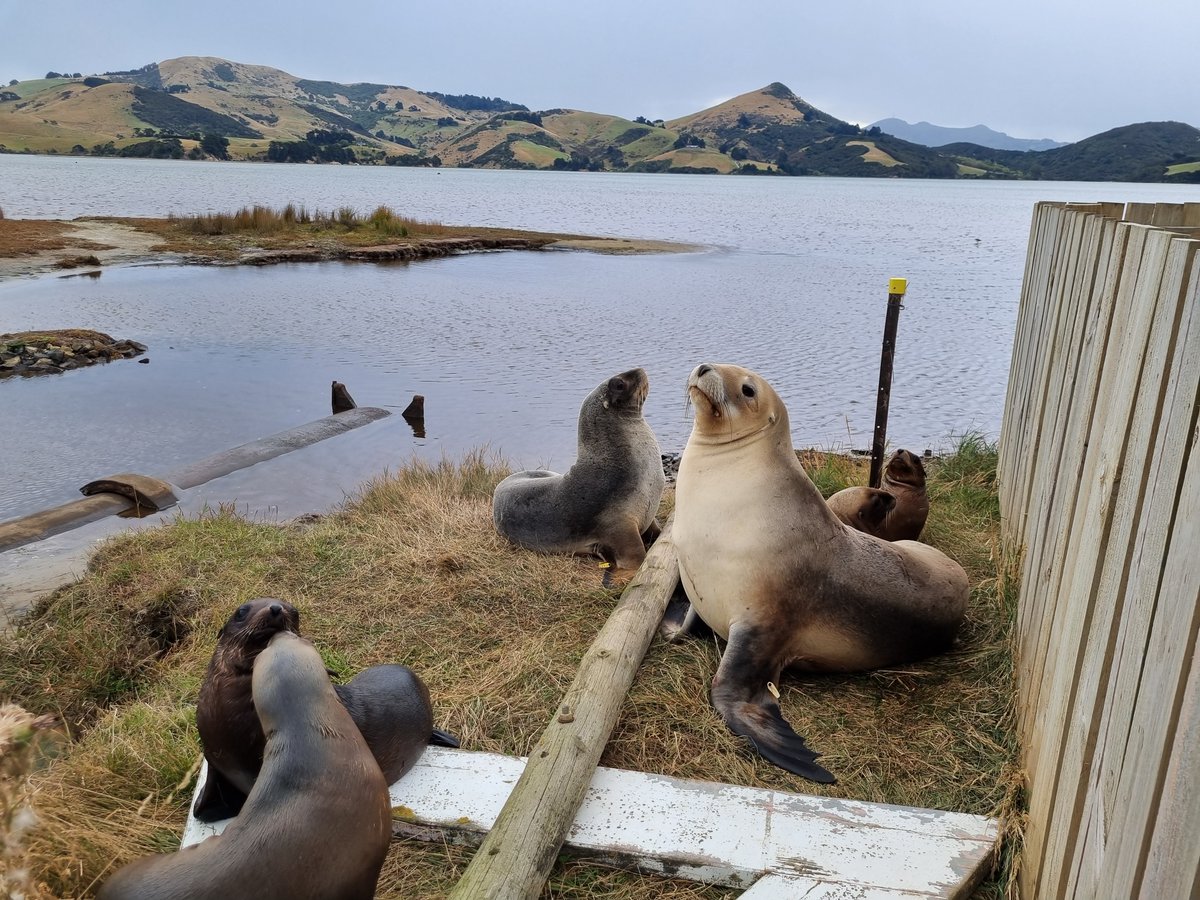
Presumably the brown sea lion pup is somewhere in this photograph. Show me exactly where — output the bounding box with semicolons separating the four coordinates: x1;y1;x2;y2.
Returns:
193;597;458;822
670;363;969;784
99;632;391;900
880;448;930;540
825;486;897;539
492;367;666;571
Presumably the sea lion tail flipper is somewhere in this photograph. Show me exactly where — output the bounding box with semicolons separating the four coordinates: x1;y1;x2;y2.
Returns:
430;728;460;748
711;624;836;785
192;763;249;822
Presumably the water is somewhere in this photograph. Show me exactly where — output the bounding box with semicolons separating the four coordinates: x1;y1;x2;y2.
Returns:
1;156;1196;606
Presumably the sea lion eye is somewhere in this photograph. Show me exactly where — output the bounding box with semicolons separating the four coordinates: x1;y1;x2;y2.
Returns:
741;384;756;398
233;604;250;621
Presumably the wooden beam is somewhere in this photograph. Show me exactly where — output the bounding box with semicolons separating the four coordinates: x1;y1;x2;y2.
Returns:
447;516;680;899
184;747;999;897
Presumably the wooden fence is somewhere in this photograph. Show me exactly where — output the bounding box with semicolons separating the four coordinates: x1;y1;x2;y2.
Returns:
999;200;1200;898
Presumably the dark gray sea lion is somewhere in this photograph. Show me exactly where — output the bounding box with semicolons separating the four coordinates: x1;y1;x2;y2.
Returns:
99;632;392;900
193;597;457;822
492;367;666;571
671;364;968;783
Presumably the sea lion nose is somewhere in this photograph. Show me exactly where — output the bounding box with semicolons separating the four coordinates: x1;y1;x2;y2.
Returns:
269;603;283;616
697;364;713;376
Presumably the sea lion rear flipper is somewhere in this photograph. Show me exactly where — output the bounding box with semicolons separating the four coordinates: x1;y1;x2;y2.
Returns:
711;623;836;784
192;762;249;822
641;518;662;547
430;729;460;748
660;585;713;642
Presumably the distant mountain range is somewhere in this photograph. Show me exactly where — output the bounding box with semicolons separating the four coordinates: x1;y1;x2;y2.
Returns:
869;118;1067;152
1;57;1198;183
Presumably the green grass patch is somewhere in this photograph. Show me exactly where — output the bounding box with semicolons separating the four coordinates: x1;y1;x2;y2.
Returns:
1;445;1020;897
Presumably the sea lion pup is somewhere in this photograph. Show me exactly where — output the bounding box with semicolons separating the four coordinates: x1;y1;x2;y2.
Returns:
825;486;897;539
671;364;969;783
99;632;391;900
830;450;929;541
492;367;666;571
194;597;457;822
880;448;930;540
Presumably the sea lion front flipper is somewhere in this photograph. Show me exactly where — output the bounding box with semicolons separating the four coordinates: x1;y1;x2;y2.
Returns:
192;761;249;822
430;728;460;748
710;622;836;784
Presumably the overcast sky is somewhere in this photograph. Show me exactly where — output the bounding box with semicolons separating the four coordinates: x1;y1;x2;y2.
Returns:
3;1;1196;143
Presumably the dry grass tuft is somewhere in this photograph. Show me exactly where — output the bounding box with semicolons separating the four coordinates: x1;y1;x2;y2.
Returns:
0;445;1018;898
167;204;452;241
0;705;58;899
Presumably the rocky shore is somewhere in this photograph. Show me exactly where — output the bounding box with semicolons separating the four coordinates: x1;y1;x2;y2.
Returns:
1;330;147;378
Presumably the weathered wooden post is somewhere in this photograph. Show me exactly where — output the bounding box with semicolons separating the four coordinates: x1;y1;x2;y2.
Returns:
448;519;679;900
869;277;907;488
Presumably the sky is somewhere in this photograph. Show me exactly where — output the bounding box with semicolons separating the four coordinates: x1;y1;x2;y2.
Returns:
2;1;1197;144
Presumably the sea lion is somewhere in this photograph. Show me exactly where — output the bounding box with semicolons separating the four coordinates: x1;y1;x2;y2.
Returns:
99;632;391;900
825;486;897;538
671;364;969;783
492;367;666;571
880;448;930;540
193;597;457;822
828;450;929;541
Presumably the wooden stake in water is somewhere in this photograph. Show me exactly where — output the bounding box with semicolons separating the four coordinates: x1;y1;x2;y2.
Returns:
869;278;908;488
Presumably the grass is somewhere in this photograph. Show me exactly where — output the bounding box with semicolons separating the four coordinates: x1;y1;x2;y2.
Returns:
0;441;1021;898
168;203;447;239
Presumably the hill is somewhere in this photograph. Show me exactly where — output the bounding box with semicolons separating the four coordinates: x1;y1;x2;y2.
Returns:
0;58;1197;181
939;122;1200;182
871;118;1066;152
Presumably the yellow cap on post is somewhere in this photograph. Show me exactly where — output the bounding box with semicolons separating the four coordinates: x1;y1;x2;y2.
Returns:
888;277;908;296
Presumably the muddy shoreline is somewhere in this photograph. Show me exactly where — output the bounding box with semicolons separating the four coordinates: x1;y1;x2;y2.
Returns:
0;218;698;281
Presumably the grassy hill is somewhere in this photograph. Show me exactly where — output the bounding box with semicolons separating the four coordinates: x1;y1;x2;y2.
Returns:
1;58;1197;181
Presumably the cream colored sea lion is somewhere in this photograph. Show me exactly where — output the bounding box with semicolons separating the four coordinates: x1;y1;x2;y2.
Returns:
492;367;666;570
671;363;969;783
827;450;929;541
99;632;391;900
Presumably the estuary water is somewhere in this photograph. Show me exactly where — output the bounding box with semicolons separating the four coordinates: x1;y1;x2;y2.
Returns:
0;155;1196;598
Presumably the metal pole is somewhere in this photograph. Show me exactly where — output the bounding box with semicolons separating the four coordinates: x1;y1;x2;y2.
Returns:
869;278;908;488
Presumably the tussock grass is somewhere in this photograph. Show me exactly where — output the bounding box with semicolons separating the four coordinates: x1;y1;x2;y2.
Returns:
0;445;1019;898
168;203;450;239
